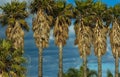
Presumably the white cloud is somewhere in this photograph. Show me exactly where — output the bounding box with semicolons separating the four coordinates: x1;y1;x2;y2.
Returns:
50;29;54;40
69;24;75;35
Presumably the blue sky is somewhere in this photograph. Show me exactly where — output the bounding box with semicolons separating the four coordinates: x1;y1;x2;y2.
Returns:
0;0;120;77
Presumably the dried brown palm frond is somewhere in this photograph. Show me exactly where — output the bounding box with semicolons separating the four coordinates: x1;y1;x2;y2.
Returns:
74;21;81;45
32;9;50;48
93;21;108;57
110;20;120;58
53;16;70;47
0;0;29;52
6;21;24;51
74;21;92;58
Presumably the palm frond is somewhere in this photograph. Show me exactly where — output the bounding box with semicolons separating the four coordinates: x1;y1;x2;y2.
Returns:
0;39;26;77
18;19;29;31
93;21;108;56
32;9;50;48
30;0;54;15
110;20;120;58
0;0;28;20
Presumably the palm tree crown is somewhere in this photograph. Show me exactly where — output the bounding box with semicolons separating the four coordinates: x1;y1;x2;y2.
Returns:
109;3;120;77
30;0;55;77
52;1;73;77
0;0;29;51
53;0;72;46
30;0;54;48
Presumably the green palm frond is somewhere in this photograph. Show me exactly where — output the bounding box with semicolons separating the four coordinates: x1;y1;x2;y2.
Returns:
113;3;120;17
11;64;26;73
18;19;29;31
75;0;93;15
0;61;5;69
0;0;29;31
88;70;98;77
55;1;65;9
91;1;108;21
2;72;9;77
30;0;54;14
8;18;15;25
72;8;80;18
0;15;8;26
53;1;73;47
65;4;72;10
0;1;29;50
0;39;26;77
13;56;26;64
63;65;98;77
107;70;113;77
0;0;28;19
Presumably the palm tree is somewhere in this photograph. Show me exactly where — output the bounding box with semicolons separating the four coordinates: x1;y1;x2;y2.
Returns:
93;22;108;77
109;4;120;77
52;1;73;77
92;1;110;77
30;0;54;77
74;0;93;77
78;65;98;77
87;70;98;77
63;65;98;77
0;39;26;77
0;0;29;52
107;70;113;77
66;68;78;77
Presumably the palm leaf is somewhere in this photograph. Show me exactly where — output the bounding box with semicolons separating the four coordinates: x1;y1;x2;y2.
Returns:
18;19;29;31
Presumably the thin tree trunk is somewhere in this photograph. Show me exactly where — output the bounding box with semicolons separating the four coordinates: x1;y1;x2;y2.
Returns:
98;52;102;77
83;45;87;77
59;43;63;77
0;75;2;77
38;47;43;77
0;73;2;77
115;51;119;77
0;69;2;77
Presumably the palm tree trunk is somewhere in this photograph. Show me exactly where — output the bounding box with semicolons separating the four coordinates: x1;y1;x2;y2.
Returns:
38;47;43;77
115;51;119;77
98;52;102;77
83;45;87;77
0;74;2;77
59;43;63;77
0;71;2;77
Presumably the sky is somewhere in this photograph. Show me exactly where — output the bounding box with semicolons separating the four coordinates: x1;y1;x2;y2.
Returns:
0;0;120;77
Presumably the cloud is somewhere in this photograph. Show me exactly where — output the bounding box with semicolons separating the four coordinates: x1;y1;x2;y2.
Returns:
50;29;54;40
69;24;75;35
